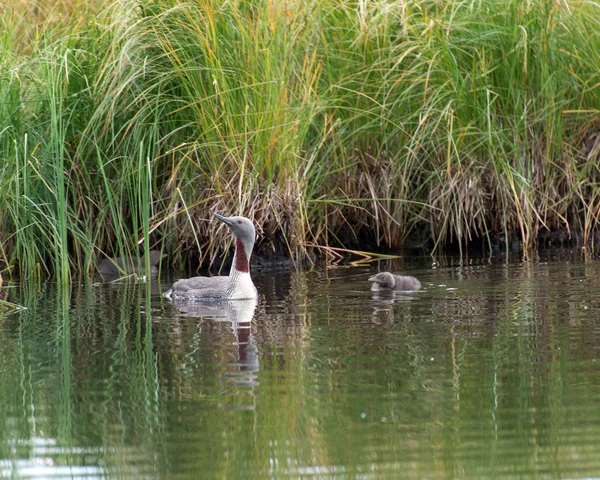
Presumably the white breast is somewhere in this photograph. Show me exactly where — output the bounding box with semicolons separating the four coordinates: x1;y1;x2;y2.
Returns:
228;271;258;300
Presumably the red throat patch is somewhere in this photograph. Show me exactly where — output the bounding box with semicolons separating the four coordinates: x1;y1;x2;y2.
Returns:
234;238;249;273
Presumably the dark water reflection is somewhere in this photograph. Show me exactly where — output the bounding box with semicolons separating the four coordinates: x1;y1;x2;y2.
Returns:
2;251;600;478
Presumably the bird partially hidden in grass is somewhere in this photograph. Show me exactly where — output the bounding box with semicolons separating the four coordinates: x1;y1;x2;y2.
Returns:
98;250;165;277
368;271;421;292
163;213;258;301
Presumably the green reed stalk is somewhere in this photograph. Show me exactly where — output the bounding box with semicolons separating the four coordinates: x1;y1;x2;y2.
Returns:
45;49;71;283
139;142;152;278
93;145;129;270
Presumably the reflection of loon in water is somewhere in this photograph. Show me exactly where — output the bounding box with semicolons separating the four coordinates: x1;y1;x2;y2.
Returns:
371;291;420;304
172;299;260;388
225;320;259;387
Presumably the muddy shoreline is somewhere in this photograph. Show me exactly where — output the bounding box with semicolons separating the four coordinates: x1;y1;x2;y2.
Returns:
184;224;600;274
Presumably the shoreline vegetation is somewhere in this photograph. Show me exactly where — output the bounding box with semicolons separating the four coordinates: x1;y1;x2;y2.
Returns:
1;0;600;279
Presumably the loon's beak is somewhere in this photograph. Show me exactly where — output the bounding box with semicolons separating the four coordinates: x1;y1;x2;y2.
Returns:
213;213;233;226
368;275;377;282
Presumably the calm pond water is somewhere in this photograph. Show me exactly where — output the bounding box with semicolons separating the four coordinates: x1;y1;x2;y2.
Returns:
2;250;600;479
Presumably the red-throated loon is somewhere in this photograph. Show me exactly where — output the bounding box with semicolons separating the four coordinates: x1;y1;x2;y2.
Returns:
164;213;257;300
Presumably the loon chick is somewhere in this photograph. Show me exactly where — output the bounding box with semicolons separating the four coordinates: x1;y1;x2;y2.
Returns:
368;271;421;291
164;213;257;301
98;250;165;277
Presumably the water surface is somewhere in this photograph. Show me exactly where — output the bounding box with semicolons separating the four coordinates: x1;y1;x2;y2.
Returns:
2;251;600;478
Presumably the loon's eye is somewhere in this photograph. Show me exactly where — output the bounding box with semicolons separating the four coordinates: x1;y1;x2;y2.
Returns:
238;220;242;224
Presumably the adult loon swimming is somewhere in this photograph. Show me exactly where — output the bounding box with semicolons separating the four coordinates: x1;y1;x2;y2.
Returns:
164;213;257;301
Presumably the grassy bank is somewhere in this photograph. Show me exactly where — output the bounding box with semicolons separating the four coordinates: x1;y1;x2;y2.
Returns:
1;0;600;279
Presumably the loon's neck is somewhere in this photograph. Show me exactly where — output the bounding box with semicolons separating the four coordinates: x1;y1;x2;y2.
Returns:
231;238;252;275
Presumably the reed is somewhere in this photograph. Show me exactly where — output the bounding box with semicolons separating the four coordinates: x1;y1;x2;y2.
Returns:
1;0;600;279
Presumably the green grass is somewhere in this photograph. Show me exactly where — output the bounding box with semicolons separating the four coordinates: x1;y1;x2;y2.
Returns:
1;0;600;279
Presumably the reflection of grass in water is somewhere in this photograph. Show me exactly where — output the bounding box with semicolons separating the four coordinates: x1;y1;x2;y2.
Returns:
1;266;600;476
1;0;600;279
0;299;26;314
